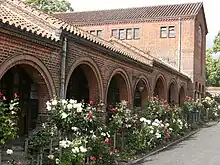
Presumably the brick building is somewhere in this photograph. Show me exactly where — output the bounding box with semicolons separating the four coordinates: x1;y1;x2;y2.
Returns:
0;0;206;137
55;2;207;100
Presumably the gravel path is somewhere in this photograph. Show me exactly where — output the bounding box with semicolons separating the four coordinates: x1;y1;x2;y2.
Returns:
140;123;220;165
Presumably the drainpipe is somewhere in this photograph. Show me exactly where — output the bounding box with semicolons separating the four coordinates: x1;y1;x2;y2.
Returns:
60;37;67;99
178;17;182;72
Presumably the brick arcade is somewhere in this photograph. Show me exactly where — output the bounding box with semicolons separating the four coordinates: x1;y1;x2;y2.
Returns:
0;0;207;136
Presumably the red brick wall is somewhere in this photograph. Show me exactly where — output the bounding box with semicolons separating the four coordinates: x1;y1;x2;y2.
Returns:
65;40;189;106
78;19;195;72
77;9;207;98
0;30;60;113
193;9;206;95
1;27;190;112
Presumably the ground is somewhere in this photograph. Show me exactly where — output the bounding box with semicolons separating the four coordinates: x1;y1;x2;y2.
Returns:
139;123;220;165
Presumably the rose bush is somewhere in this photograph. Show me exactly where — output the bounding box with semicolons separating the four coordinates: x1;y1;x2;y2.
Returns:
27;95;219;164
201;96;220;121
28;99;117;165
0;93;20;145
0;92;20;165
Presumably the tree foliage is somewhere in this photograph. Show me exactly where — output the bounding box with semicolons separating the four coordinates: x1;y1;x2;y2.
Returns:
206;31;220;87
24;0;73;13
213;31;220;53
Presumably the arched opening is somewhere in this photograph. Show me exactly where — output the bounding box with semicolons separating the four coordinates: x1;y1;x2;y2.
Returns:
106;73;129;120
179;86;185;105
107;74;128;106
134;79;148;107
66;64;100;103
168;82;178;105
0;65;50;137
154;77;165;100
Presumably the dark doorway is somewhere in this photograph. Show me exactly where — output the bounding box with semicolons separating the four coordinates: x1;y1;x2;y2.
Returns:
134;79;148;107
0;66;38;136
154;78;165;99
107;76;120;106
66;66;89;103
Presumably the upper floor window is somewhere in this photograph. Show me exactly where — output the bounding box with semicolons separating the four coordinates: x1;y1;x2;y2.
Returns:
198;25;202;47
90;30;96;35
160;27;167;38
97;30;103;38
133;28;140;39
126;28;132;40
111;29;118;38
119;29;126;40
168;26;175;38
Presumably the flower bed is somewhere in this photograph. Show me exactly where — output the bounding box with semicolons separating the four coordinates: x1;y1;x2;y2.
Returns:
25;97;194;164
2;95;220;165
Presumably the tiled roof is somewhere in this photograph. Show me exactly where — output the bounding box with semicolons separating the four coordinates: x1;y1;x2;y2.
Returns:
0;0;190;78
54;2;203;25
0;0;62;41
0;0;153;66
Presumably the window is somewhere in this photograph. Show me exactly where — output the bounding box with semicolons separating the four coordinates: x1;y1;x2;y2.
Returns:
90;30;96;35
133;28;140;39
97;30;103;38
119;29;126;40
111;29;118;38
160;27;167;38
126;28;132;40
168;26;175;38
198;26;202;47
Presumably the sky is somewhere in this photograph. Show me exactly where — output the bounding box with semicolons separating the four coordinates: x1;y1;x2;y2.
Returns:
69;0;220;48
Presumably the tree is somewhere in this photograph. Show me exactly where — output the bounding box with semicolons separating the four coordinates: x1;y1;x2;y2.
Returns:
213;31;220;53
24;0;73;13
206;30;220;87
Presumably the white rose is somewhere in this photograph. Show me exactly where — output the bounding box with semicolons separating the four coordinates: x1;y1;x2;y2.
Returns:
140;117;147;122
47;105;52;111
79;146;87;153
152;122;159;127
46;101;51;107
59;140;67;148
77;107;83;113
71;127;78;131
165;123;170;127
61;99;67;105
74;147;80;153
101;132;106;136
55;158;60;164
61;112;68;119
146;120;151;125
155;132;161;139
52;100;57;106
67;104;73;110
48;154;54;160
6;149;13;155
69;99;77;104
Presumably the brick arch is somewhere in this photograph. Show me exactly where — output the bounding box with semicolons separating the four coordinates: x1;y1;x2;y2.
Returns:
133;75;150;107
153;74;167;100
0;55;56;98
179;84;186;105
106;68;131;105
65;57;104;101
167;78;178;104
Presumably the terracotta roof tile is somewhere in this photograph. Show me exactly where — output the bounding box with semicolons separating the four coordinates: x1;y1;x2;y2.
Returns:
54;2;203;25
0;0;191;77
0;0;154;67
0;0;61;41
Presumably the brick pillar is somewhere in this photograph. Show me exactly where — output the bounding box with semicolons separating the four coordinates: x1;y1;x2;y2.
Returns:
37;82;50;125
